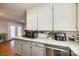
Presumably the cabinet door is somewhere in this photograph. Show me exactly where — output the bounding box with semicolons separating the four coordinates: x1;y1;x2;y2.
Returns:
54;4;76;31
38;4;53;30
14;40;22;55
32;46;45;56
77;4;79;31
22;41;31;56
27;7;37;30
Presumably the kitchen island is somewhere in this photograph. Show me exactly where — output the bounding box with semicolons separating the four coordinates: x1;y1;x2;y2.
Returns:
13;37;79;56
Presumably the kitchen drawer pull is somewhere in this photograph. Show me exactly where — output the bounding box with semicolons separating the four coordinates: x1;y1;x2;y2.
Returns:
31;42;36;46
36;43;44;47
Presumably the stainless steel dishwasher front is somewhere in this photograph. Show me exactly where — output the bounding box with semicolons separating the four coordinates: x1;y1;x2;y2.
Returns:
45;44;71;56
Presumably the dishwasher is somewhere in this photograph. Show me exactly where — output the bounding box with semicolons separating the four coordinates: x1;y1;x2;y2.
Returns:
45;44;71;56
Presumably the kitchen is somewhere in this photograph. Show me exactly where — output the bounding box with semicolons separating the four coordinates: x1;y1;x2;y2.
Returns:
0;3;79;56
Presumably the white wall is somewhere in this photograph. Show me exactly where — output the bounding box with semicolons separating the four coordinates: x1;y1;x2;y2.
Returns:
0;17;24;37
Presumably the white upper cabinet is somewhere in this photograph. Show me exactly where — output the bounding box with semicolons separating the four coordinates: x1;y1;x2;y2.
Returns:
77;4;79;31
37;4;53;30
27;7;37;30
54;4;76;31
26;4;76;31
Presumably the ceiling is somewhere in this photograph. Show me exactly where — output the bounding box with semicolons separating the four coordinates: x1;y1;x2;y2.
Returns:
0;3;43;23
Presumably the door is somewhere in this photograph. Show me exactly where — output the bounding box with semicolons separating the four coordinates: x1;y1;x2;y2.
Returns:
9;25;23;39
17;26;22;37
10;26;16;39
38;4;53;30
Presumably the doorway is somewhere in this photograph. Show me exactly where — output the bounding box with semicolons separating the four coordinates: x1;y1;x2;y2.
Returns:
9;25;22;39
10;26;16;39
17;26;22;37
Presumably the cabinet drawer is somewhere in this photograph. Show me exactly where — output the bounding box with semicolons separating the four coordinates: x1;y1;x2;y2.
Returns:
14;39;23;44
36;43;45;47
31;42;36;46
31;42;45;47
25;41;31;45
22;41;31;45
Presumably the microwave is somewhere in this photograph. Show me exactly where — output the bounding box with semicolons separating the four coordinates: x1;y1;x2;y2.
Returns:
25;31;38;38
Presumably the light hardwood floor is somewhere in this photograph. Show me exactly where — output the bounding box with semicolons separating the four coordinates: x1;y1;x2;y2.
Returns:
0;40;17;56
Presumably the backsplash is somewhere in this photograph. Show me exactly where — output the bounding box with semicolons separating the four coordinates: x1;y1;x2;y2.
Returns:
37;31;79;40
64;31;79;40
54;31;79;40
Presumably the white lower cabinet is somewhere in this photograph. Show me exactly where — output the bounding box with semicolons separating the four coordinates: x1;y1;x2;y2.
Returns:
31;46;45;56
14;39;72;56
31;42;45;56
14;39;45;56
22;41;31;56
14;39;22;55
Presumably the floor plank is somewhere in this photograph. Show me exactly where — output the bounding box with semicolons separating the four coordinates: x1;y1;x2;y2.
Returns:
0;40;17;56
